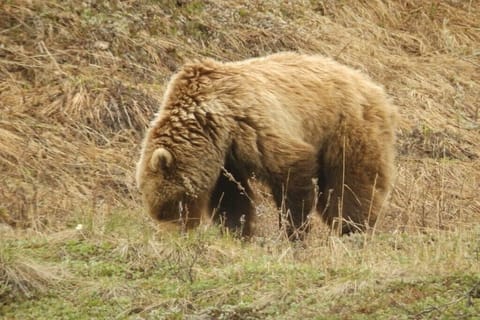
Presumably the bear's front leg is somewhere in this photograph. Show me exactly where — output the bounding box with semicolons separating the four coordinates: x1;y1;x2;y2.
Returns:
271;174;317;241
208;164;255;237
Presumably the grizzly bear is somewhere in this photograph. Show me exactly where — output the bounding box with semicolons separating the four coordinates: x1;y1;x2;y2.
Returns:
136;52;397;239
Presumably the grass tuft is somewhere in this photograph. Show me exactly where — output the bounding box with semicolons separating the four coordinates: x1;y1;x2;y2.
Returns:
0;239;66;302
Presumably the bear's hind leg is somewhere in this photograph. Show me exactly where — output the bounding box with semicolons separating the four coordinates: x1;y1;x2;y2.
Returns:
317;137;392;235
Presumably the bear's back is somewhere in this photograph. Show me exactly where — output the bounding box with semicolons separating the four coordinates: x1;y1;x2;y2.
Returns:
159;52;395;147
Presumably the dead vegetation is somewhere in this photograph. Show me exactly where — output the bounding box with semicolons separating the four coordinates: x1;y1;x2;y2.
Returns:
0;240;66;302
0;0;479;281
1;2;479;317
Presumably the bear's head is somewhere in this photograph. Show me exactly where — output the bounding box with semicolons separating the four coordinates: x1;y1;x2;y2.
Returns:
136;59;233;225
136;146;188;223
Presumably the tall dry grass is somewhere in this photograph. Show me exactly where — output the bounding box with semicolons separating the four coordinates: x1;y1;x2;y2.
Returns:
0;0;479;234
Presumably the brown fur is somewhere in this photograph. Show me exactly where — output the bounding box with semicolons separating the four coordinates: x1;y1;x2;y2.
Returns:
136;52;397;238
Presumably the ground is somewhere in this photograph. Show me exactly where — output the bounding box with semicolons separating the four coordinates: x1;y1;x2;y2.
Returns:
0;1;479;319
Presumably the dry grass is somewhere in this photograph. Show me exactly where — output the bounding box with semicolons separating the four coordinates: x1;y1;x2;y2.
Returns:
1;0;478;232
0;234;67;301
0;0;479;317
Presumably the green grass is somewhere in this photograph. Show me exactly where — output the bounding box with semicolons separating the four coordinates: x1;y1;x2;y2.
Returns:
2;210;479;319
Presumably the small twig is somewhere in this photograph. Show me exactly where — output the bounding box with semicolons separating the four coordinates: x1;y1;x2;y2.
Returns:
410;280;480;319
221;167;254;203
335;41;351;59
39;41;67;76
3;10;35;33
411;296;465;319
466;280;480;307
459;56;480;68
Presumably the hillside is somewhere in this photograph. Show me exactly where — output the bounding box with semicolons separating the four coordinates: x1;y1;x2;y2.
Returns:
1;0;479;319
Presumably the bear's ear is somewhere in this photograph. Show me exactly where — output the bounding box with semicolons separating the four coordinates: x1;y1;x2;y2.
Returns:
150;148;174;173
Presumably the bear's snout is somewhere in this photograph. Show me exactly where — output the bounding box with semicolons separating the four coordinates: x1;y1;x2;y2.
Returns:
148;201;181;222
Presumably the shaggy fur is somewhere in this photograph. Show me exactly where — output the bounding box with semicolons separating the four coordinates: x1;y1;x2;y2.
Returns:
136;52;397;238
